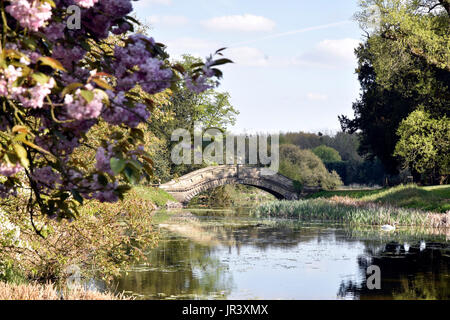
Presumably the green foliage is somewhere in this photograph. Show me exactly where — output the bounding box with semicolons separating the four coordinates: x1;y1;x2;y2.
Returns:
342;0;450;179
0;189;159;283
279;144;343;190
133;186;175;208
355;0;450;78
394;109;449;181
0;260;26;284
312;145;342;163
324;159;386;186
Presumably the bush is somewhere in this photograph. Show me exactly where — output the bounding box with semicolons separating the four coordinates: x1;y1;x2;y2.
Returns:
312;145;342;163
279;144;343;190
0;188;159;283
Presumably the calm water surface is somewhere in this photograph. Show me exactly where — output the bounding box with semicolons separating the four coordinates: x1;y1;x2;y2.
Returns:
112;209;450;300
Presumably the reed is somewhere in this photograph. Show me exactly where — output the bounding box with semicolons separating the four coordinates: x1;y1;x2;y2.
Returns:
0;282;131;300
252;199;449;228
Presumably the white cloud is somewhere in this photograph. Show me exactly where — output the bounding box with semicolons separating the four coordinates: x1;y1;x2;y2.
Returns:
165;38;220;59
227;47;269;67
133;0;172;11
306;93;328;101
201;14;276;32
148;15;189;27
293;38;360;68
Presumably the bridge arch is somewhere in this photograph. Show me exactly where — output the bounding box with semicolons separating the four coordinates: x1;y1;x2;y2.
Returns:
160;165;318;204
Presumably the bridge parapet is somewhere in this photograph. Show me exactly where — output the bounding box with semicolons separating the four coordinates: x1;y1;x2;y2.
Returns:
160;165;319;204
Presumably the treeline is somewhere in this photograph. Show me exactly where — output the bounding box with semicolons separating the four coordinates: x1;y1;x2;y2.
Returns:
280;131;387;186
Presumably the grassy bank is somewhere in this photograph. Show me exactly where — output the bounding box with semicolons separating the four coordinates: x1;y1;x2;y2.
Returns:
253;199;449;228
133;186;175;208
307;184;450;213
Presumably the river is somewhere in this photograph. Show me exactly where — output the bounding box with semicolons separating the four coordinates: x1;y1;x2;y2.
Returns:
111;208;450;300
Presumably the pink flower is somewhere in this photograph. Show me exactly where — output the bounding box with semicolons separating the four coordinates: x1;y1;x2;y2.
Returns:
18;78;55;109
64;87;104;120
73;0;99;8
0;163;23;177
6;0;52;32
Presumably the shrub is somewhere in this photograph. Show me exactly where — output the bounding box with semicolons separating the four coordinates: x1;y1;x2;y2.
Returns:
279;144;343;190
312;145;342;163
0;188;159;283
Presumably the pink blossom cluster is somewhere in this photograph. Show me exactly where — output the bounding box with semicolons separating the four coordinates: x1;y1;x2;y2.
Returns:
52;45;86;71
0;64;54;109
103;91;150;127
64;86;104;120
73;0;99;8
0;0;229;214
6;0;53;32
113;35;173;93
95;146;114;175
32;166;62;193
0;65;24;97
0;183;17;199
0;163;23;177
18;78;55;109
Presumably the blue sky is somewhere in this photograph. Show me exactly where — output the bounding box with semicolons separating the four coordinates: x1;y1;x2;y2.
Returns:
132;0;364;134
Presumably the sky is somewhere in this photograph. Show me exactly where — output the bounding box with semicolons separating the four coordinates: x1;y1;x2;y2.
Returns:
132;0;365;134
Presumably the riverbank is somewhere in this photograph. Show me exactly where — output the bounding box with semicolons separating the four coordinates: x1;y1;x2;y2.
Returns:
253;198;449;228
307;184;450;213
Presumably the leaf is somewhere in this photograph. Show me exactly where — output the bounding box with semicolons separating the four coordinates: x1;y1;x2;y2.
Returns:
38;57;67;72
110;158;126;175
92;78;114;91
42;0;56;8
171;64;186;74
22;140;52;155
71;190;84;205
123;166;140;185
80;90;94;103
31;72;50;85
209;58;233;67
125;15;141;25
141;155;154;167
215;47;227;54
13;143;29;169
12;125;29;134
61;83;83;97
127;159;143;171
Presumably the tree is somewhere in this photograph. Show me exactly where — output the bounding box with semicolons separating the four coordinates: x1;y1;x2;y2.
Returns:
0;1;231;226
341;0;449;174
394;109;449;184
312;145;342;163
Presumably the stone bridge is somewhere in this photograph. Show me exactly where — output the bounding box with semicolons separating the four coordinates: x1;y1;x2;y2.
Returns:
160;165;321;204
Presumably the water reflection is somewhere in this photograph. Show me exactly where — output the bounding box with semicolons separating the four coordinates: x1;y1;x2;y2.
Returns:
113;210;450;300
338;241;450;300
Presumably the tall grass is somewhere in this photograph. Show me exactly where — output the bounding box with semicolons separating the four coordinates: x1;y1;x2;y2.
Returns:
0;282;131;300
253;199;449;228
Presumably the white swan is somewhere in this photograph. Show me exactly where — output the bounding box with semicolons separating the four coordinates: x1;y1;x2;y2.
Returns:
381;222;397;232
420;240;426;251
403;242;410;252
